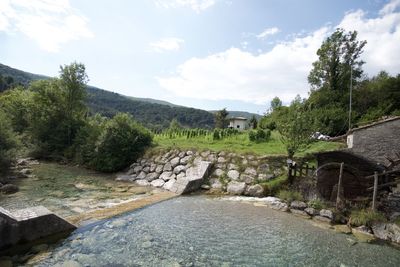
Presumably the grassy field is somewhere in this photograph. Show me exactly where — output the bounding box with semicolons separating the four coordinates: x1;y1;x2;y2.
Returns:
154;130;344;157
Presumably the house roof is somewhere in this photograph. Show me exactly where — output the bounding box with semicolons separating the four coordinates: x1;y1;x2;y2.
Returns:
349;116;400;133
229;117;247;121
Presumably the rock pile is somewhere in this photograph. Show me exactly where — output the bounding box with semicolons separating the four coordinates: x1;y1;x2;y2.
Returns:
118;149;286;197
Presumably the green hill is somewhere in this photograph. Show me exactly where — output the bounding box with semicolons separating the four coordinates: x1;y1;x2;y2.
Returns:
0;63;214;130
209;110;262;120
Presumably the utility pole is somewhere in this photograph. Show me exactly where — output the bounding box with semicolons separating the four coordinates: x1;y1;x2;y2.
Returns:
348;64;353;131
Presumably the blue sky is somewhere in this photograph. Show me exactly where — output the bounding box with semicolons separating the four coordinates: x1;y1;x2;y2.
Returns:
1;0;400;114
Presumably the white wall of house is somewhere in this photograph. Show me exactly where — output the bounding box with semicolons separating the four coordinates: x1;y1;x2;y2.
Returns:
228;119;247;131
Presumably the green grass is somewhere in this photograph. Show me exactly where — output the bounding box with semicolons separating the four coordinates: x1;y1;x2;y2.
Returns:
349;209;387;227
277;189;303;203
154;130;344;156
259;175;288;195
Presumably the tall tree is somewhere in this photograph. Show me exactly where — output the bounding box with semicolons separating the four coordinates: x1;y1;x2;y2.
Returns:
214;108;229;129
308;28;366;92
269;96;282;112
249;115;258;129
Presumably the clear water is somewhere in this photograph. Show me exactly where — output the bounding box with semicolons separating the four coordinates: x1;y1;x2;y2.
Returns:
36;196;400;267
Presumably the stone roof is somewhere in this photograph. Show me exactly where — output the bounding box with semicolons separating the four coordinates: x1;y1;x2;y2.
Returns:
229;117;247;121
349;116;400;133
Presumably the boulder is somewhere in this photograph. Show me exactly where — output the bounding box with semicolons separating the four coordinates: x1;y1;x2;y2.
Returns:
1;184;19;194
150;179;165;188
213;169;225;177
271;201;289;212
169;161;212;194
217;157;226;163
176;172;185;180
290;209;311;219
240;174;255;184
304;207;318;216
170;157;181;168
180;156;192;165
150;163;157;172
352;226;376;243
20;168;32;175
258;173;274;181
163;179;176;191
244;184;264;197
227;181;246;195
227;170;240;180
228;163;239;170
145;172;160;182
137;171;147;180
244;167;257;176
155;165;164;174
159;172;174;181
133;166;143;173
200;151;210;158
178;151;186;158
209;178;223;189
163;163;172;172
135;180;150;186
313;215;332;224
290;201;307;210
319;209;334;220
201;184;210;190
372;222;400;244
186;150;193;155
142;166;150;173
257;163;270;173
173;165;186;175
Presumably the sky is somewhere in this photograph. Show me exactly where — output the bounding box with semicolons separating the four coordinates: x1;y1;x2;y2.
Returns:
1;0;400;114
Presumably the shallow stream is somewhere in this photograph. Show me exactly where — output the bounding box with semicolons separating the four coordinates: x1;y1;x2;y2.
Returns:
35;196;400;267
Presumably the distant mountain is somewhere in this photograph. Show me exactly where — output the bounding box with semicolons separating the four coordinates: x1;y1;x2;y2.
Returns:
0;63;214;130
210;110;263;120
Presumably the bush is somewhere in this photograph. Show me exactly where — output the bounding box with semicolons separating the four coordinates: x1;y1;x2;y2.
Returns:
260;175;287;195
308;199;327;210
349;209;386;227
212;129;221;140
0;112;18;176
277;190;303;203
89;113;152;172
249;129;271;143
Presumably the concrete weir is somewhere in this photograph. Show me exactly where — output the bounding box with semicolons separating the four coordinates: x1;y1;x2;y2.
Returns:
0;206;76;253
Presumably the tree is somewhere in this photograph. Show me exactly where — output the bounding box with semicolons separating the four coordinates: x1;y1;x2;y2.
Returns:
270;96;282;112
308;28;366;92
276;96;314;159
249;115;258;129
169;118;182;131
214;108;229;129
0;111;18;177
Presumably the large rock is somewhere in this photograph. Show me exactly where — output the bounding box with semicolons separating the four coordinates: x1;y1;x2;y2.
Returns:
155;165;164;174
1;184;19;194
290;201;307;210
319;209;334;220
136;171;146;180
160;172;175;181
217;157;226;163
170;157;180;168
180;156;192;165
227;170;240;180
209;178;223;189
163;163;172;172
133;166;143;173
290;209;311;219
372;222;400;244
271;201;289;212
244;184;265;197
227;181;246;195
244;167;257;176
173;165;186;175
169;161;212;194
146;172;160;182
135;180;150;186
313;216;332;224
163;179;176;191
304;207;318;216
240;174;255;184
150;179;165;188
213;169;225;177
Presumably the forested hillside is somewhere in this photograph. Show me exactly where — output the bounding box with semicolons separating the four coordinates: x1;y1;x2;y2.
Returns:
0;63;214;130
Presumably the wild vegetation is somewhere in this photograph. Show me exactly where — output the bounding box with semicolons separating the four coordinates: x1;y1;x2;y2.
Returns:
0;62;152;174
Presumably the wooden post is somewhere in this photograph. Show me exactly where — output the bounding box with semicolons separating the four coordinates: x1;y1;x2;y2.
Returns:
336;162;344;210
372;171;378;211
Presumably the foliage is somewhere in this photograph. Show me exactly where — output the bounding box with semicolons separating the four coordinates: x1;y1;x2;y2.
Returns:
0;111;18;176
259;175;287;195
270;96;282;112
349;209;386;227
249;115;258;129
248;129;271;143
89;113;152;172
308;28;366;92
308;199;327;210
277;189;303;203
276;96;315;159
0;73;19;92
214;108;229;129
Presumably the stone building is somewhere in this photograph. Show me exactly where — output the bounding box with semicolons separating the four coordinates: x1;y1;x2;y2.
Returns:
228;117;247;131
347;116;400;166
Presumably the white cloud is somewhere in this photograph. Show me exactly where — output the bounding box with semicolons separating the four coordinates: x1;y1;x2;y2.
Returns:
150;37;185;52
256;27;280;39
0;0;93;52
157;0;400;105
154;0;216;13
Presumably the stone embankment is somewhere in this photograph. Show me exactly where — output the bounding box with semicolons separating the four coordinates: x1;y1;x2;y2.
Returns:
117;149;286;196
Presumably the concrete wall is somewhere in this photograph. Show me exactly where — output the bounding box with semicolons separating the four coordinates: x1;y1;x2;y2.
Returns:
228;119;247;131
349;118;400;165
0;206;76;253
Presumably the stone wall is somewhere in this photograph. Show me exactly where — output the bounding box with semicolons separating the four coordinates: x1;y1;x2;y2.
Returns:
118;149;287;197
349;118;400;165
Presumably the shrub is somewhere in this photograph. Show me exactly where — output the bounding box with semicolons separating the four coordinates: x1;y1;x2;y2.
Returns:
260;175;287;195
249;129;271;143
212;129;221;140
90;113;152;172
349;209;386;227
308;199;327;210
277;189;303;203
0;112;18;176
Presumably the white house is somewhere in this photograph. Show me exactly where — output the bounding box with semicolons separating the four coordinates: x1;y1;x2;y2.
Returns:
228;117;247;131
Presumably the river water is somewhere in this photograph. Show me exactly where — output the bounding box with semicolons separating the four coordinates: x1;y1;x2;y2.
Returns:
36;196;400;267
